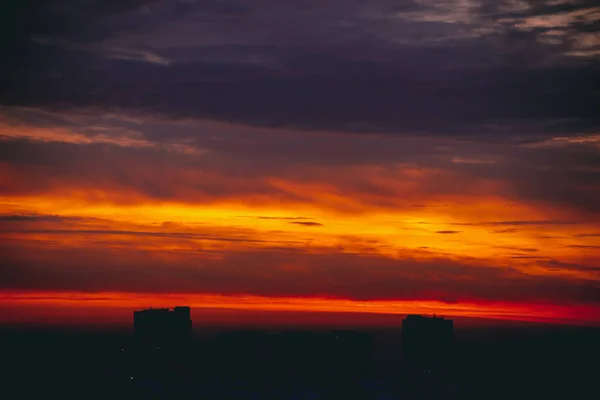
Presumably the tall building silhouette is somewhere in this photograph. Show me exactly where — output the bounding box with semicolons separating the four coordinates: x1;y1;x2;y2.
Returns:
133;306;192;351
401;314;454;373
129;307;193;385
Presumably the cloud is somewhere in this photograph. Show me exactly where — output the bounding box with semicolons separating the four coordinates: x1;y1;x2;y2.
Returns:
290;221;324;227
30;36;171;66
510;255;543;259
576;232;600;238
395;1;600;59
0;108;202;154
103;46;171;65
1;123;600;215
1;0;599;320
566;244;600;249
0;214;77;222
2;237;599;305
1;1;598;136
453;220;586;226
3;228;273;244
254;216;313;221
495;246;539;253
543;258;600;272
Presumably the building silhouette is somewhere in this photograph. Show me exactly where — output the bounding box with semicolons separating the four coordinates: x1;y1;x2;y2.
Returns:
133;306;192;351
129;307;193;386
401;314;454;373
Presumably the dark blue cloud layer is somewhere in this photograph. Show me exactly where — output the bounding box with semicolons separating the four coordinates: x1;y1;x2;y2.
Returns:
1;0;598;136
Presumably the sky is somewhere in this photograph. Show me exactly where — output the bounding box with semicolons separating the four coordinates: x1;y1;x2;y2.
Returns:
0;0;599;327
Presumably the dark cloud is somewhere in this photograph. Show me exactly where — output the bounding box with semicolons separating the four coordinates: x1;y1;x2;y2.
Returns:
453;220;586;226
510;255;543;259
255;216;312;221
2;0;598;215
491;228;518;234
543;259;600;273
1;0;598;136
0;214;77;222
576;233;600;238
0;139;299;204
1;134;600;214
2;238;599;305
290;221;323;227
496;246;539;253
436;230;462;234
2;228;274;244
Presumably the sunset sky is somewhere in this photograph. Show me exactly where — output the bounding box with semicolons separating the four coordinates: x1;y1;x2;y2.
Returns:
1;0;599;327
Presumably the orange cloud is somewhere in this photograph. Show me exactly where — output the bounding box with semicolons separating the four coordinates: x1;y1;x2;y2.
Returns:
1;120;599;327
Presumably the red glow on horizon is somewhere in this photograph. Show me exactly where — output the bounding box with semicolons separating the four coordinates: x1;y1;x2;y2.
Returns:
1;291;599;328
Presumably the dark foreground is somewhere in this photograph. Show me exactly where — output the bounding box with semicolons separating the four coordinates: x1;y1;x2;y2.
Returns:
1;325;599;399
